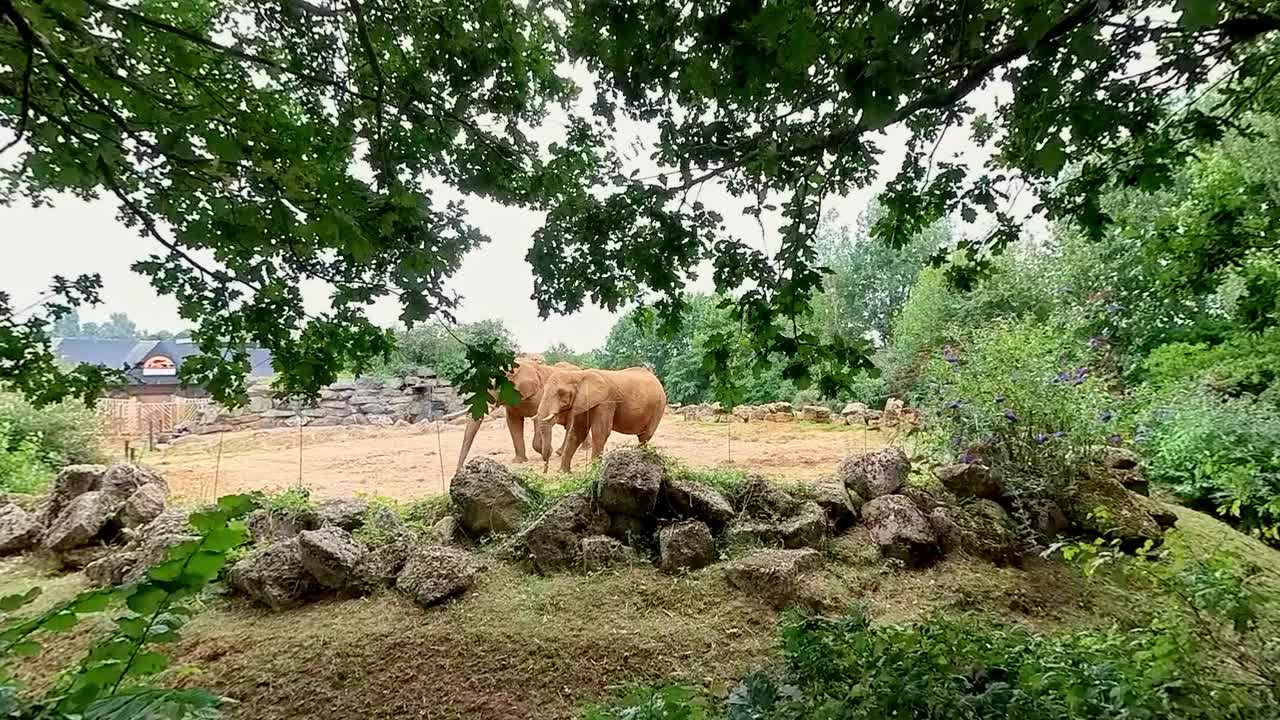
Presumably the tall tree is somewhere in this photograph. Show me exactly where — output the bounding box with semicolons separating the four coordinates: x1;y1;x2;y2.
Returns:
4;0;1280;410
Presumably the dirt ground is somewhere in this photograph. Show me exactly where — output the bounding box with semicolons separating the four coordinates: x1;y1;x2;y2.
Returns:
147;415;902;503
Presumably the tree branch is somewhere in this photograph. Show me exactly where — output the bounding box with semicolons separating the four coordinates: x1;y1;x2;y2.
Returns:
348;0;387;186
0;34;33;155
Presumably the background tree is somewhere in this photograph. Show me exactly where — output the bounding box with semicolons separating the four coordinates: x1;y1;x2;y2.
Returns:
5;0;1280;412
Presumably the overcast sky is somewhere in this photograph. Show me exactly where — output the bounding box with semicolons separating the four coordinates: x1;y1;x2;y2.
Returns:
0;66;1031;353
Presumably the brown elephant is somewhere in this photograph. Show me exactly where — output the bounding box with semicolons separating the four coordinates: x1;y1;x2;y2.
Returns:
535;367;666;472
454;358;590;475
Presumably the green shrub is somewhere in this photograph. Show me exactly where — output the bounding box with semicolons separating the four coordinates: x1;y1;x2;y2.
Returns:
1139;329;1280;404
0;422;55;494
917;320;1115;505
1140;391;1280;544
261;486;314;516
581;686;710;720
0;393;103;470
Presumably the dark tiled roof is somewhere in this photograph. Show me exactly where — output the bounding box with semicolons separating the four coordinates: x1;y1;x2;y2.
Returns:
53;338;276;385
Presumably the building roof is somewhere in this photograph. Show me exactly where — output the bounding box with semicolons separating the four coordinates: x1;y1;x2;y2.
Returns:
53;337;275;386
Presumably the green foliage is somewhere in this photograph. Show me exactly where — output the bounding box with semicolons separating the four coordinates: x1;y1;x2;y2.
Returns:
1139;329;1280;403
917;320;1114;504
0;393;104;466
352;494;452;547
542;343;602;369
371;320;518;382
0;422;53;495
516;464;601;517
581;685;710;720
261;487;314;517
0;494;257;718
1140;391;1280;544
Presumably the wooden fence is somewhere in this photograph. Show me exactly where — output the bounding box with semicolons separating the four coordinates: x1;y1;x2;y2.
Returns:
96;397;212;438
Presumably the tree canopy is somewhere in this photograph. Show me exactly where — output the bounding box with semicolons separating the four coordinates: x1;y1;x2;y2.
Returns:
3;0;1279;411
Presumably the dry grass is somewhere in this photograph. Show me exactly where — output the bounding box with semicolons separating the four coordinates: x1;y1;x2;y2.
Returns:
0;499;1275;720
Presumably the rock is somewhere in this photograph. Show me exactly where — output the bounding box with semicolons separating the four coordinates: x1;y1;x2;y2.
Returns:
607;512;655;550
897;485;947;513
521;490;610;572
733;474;800;519
38;464;106;525
768;412;795;422
722;548;822;608
366;415;396;426
1134;495;1179;531
657;520;716;572
1061;472;1164;547
354;540;411;588
122;527;200;584
359;403;389;415
841;402;868;417
808;483;857;531
42;491;121;551
837;448;910;501
227;538;318;610
315;498;369;531
928;503;1022;565
120;483;168;528
1098;446;1140;470
298;527;365;590
449;458;532;536
663;478;736;530
100;464;167;503
882;397;905;425
85;552;140;587
0;504;42;554
395;546;480;608
246;509;319;544
799;406;832;422
779;501;827;549
861;494;940;567
725;519;783;546
580;535;638;571
933;463;1003;500
430;515;464;545
53;545;114;570
1110;468;1149;497
360;504;408;544
597;449;663;517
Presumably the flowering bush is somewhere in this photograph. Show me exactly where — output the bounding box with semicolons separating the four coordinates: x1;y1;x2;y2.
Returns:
1141;390;1280;545
918;320;1116;503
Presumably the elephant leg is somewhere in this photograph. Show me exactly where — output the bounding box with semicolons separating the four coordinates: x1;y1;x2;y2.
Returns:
587;406;614;462
560;415;591;473
506;412;528;463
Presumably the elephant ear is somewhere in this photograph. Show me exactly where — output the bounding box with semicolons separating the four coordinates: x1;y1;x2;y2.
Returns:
570;371;613;417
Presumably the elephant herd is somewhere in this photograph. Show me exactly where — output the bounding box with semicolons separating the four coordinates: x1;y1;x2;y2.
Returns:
454;357;667;475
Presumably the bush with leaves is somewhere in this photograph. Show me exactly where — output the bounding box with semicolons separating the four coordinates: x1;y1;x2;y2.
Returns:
916;319;1115;508
0;422;54;495
0;494;257;718
1140;391;1280;545
0;393;104;468
1138;329;1280;406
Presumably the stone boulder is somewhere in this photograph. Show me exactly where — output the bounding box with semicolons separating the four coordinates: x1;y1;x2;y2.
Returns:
521;490;610;573
354;540;412;588
861;494;940;567
799;406;832;422
0;504;42;554
120;483;168;529
779;501;828;549
882;397;905;425
580;535;638;571
99;464;167;503
1098;446;1139;470
85;552;139;587
725;519;783;547
227;538;318;610
38;464;106;526
807;483;857;531
42;491;121;551
928;502;1022;565
837;449;910;502
597;449;663;517
663;478;735;530
430;515;464;545
733;474;800;519
1061;472;1166;547
658;520;716;572
607;512;656;550
449;458;532;536
933;463;1003;500
722;548;822;608
246;508;320;545
298;527;365;590
396;546;480;608
897;484;953;513
315;498;369;531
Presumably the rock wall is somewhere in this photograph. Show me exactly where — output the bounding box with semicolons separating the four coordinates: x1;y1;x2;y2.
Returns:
185;370;464;435
673;398;922;429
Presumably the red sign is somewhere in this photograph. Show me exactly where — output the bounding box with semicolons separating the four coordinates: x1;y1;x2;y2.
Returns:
142;356;176;376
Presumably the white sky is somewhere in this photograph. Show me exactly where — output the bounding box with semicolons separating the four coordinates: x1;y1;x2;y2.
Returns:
0;64;1036;352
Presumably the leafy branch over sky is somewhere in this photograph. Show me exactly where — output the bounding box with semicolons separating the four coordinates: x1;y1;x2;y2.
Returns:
2;0;1279;409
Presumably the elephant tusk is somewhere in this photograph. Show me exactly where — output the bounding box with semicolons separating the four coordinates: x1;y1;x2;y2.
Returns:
540;413;556;422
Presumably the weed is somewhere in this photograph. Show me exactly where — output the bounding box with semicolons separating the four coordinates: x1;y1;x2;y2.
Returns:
261;486;314;516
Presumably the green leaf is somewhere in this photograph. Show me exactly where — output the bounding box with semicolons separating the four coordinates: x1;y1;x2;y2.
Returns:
184;551;227;581
188;511;228;535
201;524;248;553
41;612;79;632
0;587;41;612
10;640;41;657
1035;136;1067;175
74;591;113;614
1176;0;1220;29
126;650;169;677
126;586;168;616
85;687;223;720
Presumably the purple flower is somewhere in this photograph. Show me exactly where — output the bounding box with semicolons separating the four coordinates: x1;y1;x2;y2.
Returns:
960;451;978;464
1054;371;1069;384
1088;336;1108;350
1002;409;1019;422
945;399;963;410
993;394;1006;404
1108;433;1123;446
1071;367;1089;386
1099;409;1113;423
1034;433;1049;445
943;347;961;364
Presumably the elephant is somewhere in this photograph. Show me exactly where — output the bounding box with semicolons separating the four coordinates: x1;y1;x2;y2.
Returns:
535;367;666;472
454;358;591;475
